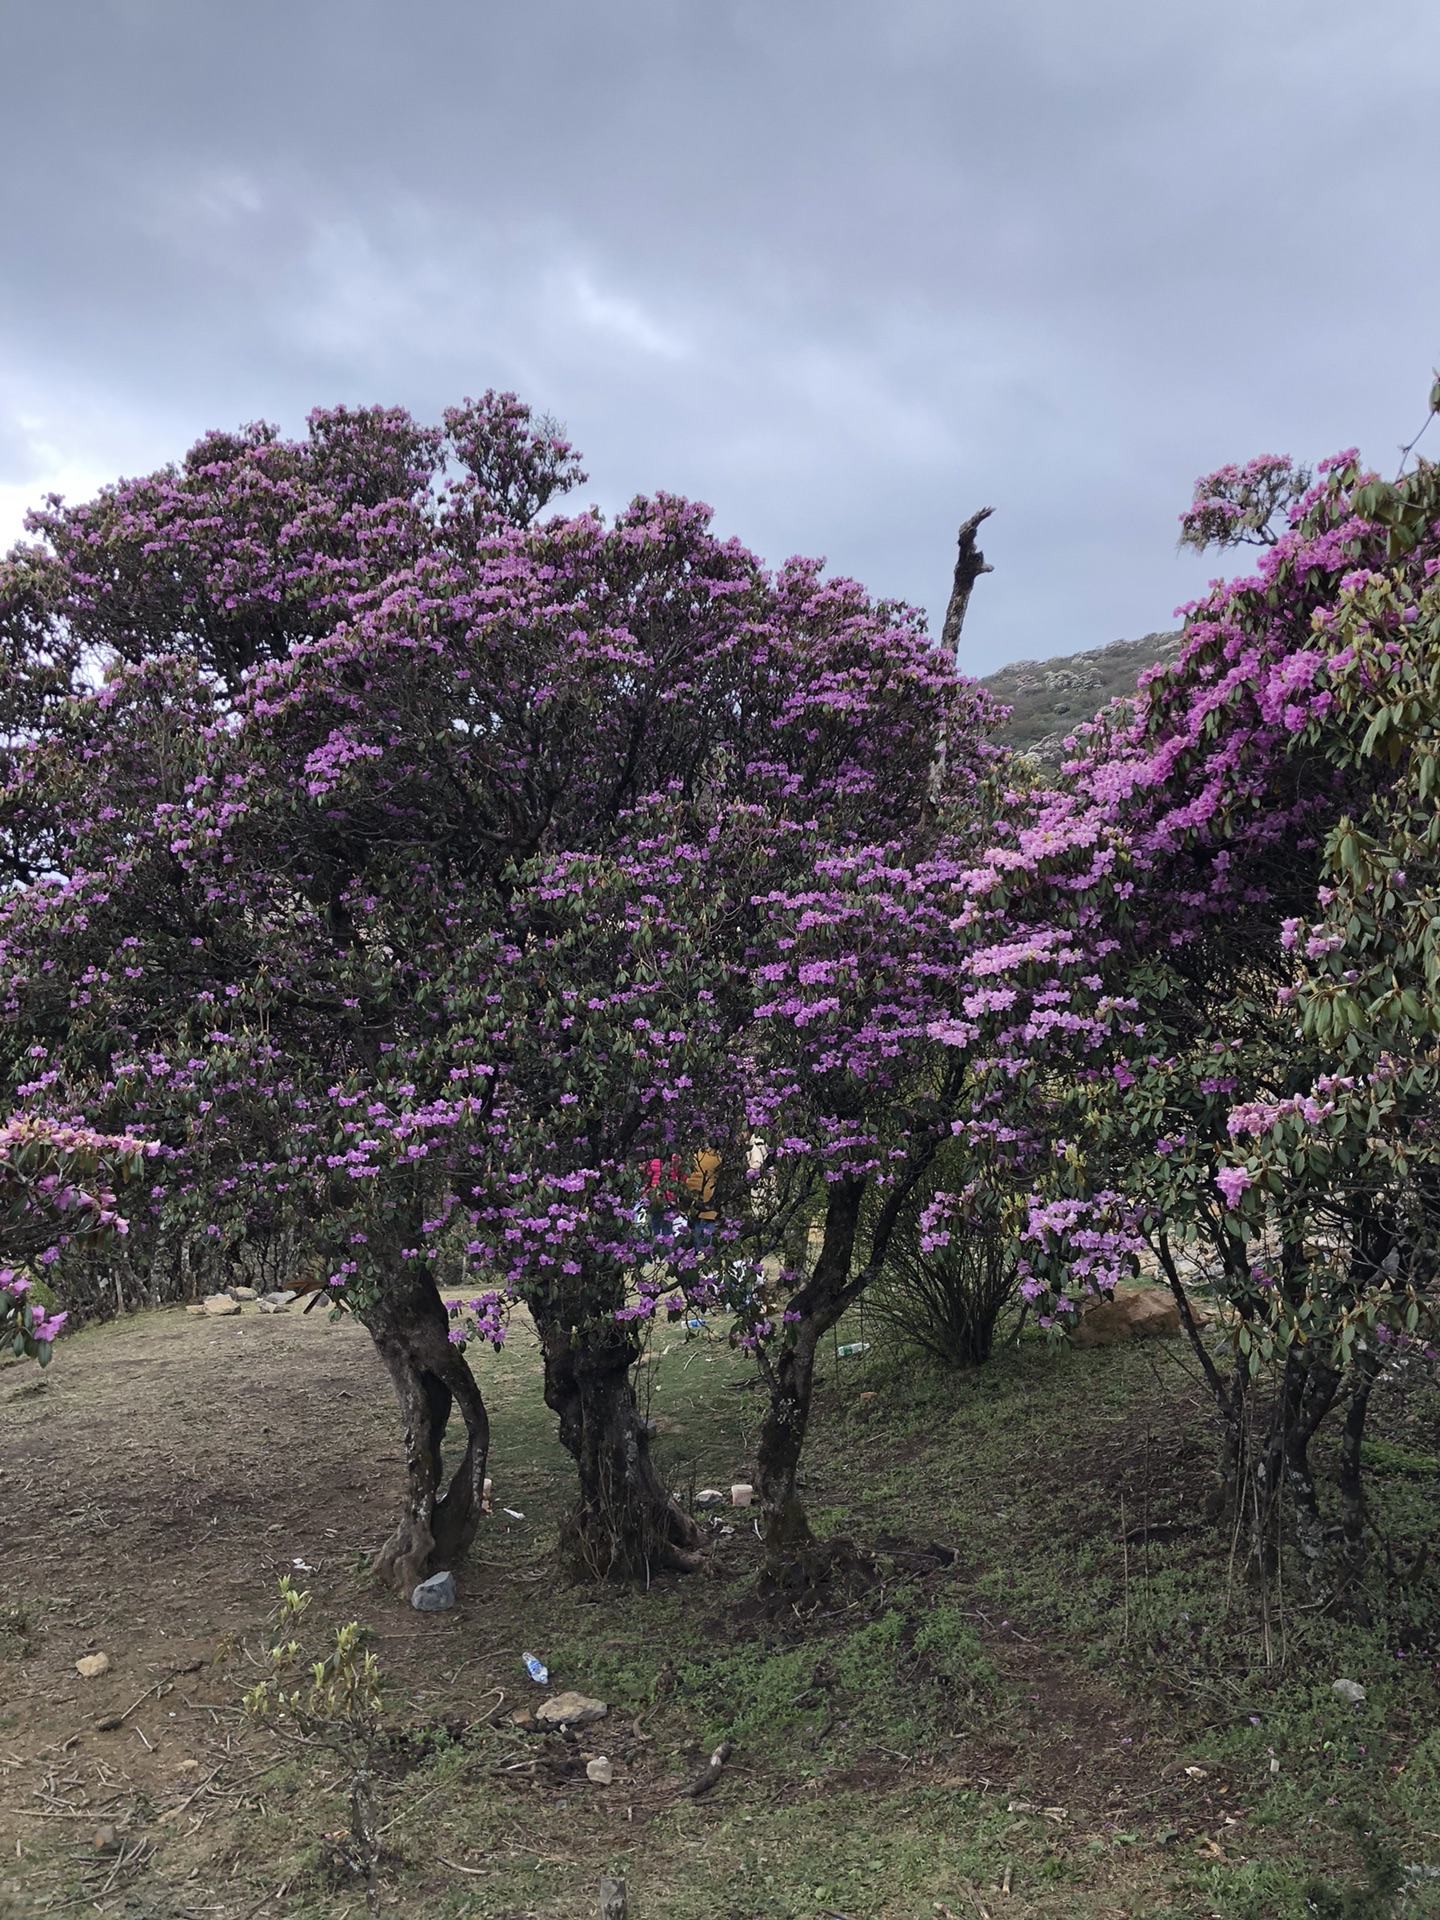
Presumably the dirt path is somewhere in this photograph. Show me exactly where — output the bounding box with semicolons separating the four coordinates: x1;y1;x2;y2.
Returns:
0;1305;571;1911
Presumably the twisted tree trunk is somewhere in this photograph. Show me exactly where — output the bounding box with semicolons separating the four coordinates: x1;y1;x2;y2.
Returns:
366;1260;490;1592
754;1175;866;1570
538;1308;699;1579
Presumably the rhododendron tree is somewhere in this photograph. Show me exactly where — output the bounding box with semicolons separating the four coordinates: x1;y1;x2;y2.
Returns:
1009;420;1440;1572
0;394;1011;1584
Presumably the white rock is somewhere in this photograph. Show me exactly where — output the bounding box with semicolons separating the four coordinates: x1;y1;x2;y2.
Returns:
231;1287;258;1301
586;1756;614;1785
1331;1677;1367;1706
75;1652;111;1679
202;1294;240;1317
535;1690;608;1729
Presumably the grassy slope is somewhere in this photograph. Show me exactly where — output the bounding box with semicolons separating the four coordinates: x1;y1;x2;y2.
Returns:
3;1304;1437;1918
979;632;1182;758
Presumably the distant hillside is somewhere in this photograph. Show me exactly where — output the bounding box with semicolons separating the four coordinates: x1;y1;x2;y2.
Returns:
979;629;1181;758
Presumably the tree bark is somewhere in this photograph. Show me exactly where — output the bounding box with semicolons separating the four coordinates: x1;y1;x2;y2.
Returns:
365;1260;491;1592
538;1309;699;1579
940;507;995;663
755;1174;866;1567
1338;1348;1381;1553
1155;1231;1249;1522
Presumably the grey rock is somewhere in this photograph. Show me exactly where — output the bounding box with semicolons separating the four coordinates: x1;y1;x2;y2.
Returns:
202;1294;241;1317
535;1690;608;1729
1331;1677;1367;1706
599;1876;628;1920
231;1287;259;1301
585;1755;614;1785
410;1571;456;1612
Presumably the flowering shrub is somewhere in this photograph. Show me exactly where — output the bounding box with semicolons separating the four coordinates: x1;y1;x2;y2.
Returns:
1015;1191;1146;1328
0;1116;152;1364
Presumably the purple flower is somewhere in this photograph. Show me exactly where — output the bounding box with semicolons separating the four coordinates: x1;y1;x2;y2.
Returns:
1215;1166;1253;1208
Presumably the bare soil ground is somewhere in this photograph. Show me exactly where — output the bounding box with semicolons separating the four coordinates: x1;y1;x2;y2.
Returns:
1;1306;1436;1919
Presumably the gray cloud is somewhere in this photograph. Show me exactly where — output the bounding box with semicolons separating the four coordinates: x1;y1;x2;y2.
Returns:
2;0;1437;669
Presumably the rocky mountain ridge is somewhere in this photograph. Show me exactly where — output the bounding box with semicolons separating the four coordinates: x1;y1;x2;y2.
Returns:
979;628;1181;758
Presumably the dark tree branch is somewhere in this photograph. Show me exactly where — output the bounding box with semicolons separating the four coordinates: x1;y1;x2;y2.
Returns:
940;507;995;662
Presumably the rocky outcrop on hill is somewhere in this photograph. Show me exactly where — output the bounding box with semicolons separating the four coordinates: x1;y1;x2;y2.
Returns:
980;630;1181;759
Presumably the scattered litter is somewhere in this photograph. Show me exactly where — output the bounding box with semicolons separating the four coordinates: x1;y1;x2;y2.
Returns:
523;1653;549;1684
1269;1757;1280;1774
730;1483;754;1508
694;1489;726;1509
503;1508;525;1521
835;1341;870;1358
291;1558;316;1572
1184;1766;1208;1780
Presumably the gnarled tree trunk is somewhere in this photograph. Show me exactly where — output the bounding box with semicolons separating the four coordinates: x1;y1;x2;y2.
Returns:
365;1260;490;1592
755;1175;866;1571
538;1308;699;1579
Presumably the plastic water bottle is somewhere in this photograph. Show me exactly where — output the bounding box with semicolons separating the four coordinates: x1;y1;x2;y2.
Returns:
523;1652;548;1684
835;1340;870;1358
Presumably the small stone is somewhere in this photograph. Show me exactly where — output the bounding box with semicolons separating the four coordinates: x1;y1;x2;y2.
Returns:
535;1690;608;1729
509;1708;534;1729
91;1825;118;1853
586;1755;614;1785
202;1294;240;1317
231;1286;258;1301
76;1652;112;1679
261;1290;295;1309
410;1571;456;1612
1332;1677;1367;1706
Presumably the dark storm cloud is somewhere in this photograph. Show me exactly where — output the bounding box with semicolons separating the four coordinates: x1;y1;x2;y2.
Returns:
2;0;1437;669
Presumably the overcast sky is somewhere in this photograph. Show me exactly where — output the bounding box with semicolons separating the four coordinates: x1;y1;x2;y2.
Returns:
1;1;1437;673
